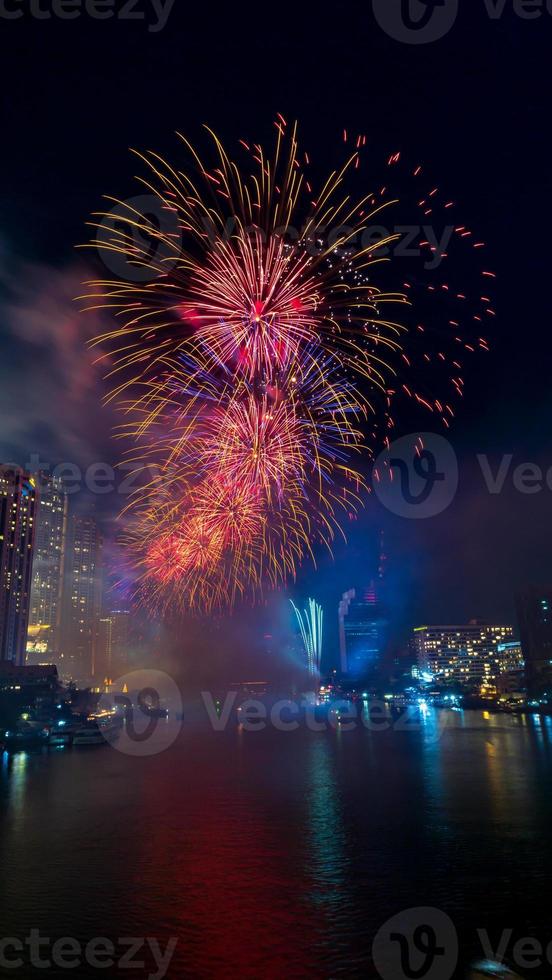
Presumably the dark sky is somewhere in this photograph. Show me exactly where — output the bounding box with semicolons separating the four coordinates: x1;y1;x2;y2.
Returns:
1;1;551;652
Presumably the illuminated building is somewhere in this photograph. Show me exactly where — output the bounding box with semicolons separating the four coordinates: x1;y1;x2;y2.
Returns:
0;467;38;665
97;616;113;679
338;583;388;678
338;589;356;673
27;473;68;663
338;532;388;678
26;623;52;665
109;609;130;669
61;515;103;681
412;623;516;690
496;639;524;671
94;607;132;680
0;662;59;694
516;587;552;697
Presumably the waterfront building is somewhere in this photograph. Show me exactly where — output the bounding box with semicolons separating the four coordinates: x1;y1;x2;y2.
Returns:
97;616;113;680
412;622;516;690
0;467;38;665
107;608;131;672
338;531;389;678
27;474;68;663
516;587;552;697
61;515;103;682
338;583;388;678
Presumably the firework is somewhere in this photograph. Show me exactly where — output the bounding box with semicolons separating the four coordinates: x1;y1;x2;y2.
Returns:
83;118;492;614
291;598;323;680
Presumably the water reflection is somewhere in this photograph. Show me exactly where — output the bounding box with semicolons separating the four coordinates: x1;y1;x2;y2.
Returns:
304;736;350;908
1;713;552;977
1;748;30;815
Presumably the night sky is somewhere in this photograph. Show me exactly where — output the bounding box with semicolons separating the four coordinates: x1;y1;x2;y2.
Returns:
1;2;551;654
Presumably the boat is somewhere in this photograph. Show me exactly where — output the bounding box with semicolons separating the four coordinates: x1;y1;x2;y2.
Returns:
2;722;49;751
72;722;106;746
47;720;76;746
468;961;521;979
143;705;169;719
73;710;123;746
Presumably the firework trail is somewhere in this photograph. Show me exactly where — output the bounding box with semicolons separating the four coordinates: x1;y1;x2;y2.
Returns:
82;118;492;614
291;598;324;681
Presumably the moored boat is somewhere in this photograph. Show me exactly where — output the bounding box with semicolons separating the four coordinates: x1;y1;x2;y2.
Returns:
73;710;123;746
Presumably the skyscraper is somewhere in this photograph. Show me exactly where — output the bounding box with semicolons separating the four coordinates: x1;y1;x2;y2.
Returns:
97;615;113;681
109;608;131;670
0;467;38;665
61;515;103;681
516;587;552;697
338;583;388;678
338;531;388;678
338;589;356;674
27;474;68;663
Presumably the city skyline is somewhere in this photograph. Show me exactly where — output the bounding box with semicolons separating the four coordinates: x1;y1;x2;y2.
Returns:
1;6;552;976
0;463;539;697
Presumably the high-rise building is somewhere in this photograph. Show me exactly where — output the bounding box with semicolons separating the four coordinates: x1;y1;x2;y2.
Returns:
516;587;552;697
96;607;134;681
61;515;103;681
412;623;516;690
97;616;113;680
0;467;38;665
495;641;526;697
109;608;130;669
338;583;388;678
27;474;68;663
338;531;388;678
496;639;524;671
338;589;356;673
